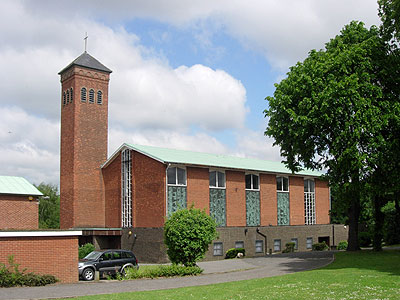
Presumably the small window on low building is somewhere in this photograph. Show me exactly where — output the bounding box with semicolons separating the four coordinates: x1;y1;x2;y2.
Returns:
89;89;95;103
277;176;289;192
291;238;298;250
97;90;102;104
209;170;225;188
255;240;264;253
235;241;244;249
167;167;186;186
213;242;223;256
306;237;313;249
245;174;259;190
81;87;87;102
274;239;281;252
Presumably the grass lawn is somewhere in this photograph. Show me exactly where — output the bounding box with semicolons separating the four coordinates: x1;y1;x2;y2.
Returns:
71;250;400;300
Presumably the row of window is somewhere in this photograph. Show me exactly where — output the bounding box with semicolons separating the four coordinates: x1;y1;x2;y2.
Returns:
62;88;74;106
62;87;104;106
213;240;265;256
167;166;315;192
213;237;314;255
81;87;103;104
274;237;314;251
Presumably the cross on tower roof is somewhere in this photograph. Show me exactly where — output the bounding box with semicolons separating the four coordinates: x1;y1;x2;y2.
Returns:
84;32;88;53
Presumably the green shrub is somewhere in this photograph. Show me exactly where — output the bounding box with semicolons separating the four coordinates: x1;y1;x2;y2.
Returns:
79;243;95;259
121;264;203;280
382;203;400;245
312;241;329;251
282;242;296;253
358;231;372;247
225;248;246;259
0;256;57;287
164;206;218;267
337;240;348;250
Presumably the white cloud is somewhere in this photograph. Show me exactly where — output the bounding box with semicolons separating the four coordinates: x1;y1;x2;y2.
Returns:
0;107;59;185
233;129;282;162
18;0;381;70
110;63;247;131
108;128;228;157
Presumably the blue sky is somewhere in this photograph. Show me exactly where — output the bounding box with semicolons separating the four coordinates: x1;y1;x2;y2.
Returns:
0;0;380;185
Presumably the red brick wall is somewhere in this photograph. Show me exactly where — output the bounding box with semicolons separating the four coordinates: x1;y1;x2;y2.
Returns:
315;179;330;224
133;151;166;228
103;152;122;228
260;174;277;226
0;195;38;229
60;66;110;228
226;171;246;226
187;167;209;213
0;236;78;283
289;176;304;225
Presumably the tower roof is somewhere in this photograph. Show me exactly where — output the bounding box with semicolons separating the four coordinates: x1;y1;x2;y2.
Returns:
58;52;112;74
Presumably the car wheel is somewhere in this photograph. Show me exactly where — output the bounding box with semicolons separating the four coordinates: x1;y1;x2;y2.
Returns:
82;268;95;281
121;265;134;277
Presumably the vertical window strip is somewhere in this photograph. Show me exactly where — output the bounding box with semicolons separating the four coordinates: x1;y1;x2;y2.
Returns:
304;179;316;225
81;87;87;102
89;89;95;103
121;149;132;227
63;92;66;106
66;90;70;104
70;88;73;103
97;90;102;104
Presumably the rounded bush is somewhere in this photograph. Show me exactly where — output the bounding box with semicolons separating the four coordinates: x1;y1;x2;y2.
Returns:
337;240;348;250
225;248;246;259
78;243;95;259
164;206;218;267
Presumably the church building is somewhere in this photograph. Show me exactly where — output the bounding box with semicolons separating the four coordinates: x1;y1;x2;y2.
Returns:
58;52;347;263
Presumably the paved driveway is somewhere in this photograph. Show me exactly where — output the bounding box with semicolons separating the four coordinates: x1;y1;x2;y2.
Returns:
0;251;334;300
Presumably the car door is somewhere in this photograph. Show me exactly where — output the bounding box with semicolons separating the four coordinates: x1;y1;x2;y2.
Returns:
111;251;125;272
97;251;115;274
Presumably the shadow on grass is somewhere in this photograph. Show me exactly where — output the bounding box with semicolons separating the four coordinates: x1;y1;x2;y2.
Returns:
273;249;400;276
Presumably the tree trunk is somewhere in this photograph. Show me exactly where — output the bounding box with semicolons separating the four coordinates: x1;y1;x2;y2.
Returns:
373;195;384;251
347;198;360;251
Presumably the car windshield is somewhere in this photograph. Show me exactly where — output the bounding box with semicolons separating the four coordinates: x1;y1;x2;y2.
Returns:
84;251;102;260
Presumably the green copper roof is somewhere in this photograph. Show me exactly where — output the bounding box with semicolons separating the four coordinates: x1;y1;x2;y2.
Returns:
0;176;43;196
122;144;323;177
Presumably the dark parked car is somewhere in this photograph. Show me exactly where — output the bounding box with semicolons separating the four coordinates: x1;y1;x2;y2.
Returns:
78;249;139;281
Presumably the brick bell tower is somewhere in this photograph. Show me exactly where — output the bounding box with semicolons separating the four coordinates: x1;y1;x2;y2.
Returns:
58;51;112;229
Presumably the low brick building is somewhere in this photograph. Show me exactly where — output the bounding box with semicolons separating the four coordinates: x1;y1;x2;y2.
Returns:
58;52;347;263
0;176;42;230
0;231;81;283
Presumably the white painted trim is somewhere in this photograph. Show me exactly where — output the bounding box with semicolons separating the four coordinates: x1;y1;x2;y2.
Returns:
209;169;226;189
276;175;290;192
0;231;82;237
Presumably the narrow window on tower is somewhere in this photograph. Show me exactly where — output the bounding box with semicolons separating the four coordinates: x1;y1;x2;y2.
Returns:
70;88;73;103
89;89;95;103
63;92;66;106
81;87;87;102
66;90;70;104
97;90;103;104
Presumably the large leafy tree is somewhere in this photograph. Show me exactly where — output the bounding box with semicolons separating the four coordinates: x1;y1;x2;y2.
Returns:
265;21;392;251
377;0;400;248
36;183;60;229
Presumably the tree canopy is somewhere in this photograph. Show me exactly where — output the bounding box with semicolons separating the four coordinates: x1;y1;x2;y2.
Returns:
36;183;60;229
265;21;399;250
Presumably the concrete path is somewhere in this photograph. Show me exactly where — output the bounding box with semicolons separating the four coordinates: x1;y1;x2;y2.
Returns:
0;251;335;300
